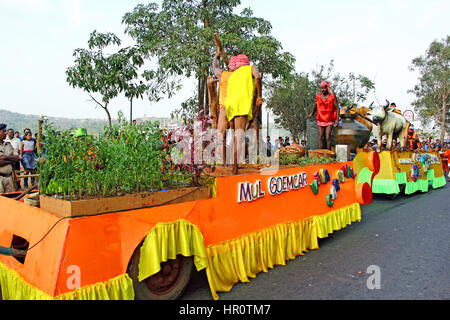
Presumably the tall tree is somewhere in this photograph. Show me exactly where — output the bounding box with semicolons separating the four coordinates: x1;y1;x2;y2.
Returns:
266;62;375;140
66;31;127;127
122;0;295;120
311;61;375;108
266;73;315;141
66;31;166;127
409;36;449;143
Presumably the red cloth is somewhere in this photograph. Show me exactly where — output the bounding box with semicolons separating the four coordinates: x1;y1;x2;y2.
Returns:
316;93;337;123
320;81;331;88
317;120;335;127
228;54;250;71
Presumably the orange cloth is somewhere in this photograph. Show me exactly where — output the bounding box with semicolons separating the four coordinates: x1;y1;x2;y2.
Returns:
219;72;233;108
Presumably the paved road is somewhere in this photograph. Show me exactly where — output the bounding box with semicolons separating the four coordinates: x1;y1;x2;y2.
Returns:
182;183;450;300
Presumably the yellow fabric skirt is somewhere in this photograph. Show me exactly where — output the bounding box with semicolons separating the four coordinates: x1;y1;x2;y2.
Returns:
0;261;134;300
205;202;361;299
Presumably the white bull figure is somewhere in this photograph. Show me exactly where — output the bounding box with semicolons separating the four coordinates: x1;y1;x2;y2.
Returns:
371;100;408;150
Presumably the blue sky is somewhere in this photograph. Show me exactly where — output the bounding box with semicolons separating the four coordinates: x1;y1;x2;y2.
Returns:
0;0;448;124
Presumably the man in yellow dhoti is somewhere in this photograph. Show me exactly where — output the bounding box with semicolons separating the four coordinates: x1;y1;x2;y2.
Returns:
213;52;263;174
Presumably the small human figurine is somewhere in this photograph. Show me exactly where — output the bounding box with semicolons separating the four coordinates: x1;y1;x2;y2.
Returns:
213;52;263;174
308;81;340;150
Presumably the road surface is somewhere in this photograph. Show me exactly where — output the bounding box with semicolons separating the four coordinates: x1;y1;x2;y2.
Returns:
182;183;450;300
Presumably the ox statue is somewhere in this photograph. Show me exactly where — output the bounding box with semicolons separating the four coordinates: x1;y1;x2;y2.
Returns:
371;100;408;150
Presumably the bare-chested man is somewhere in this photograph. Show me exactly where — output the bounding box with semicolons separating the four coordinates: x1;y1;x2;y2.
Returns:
213;53;263;174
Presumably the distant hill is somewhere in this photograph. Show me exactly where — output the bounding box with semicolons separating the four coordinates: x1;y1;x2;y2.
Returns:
0;109;110;135
0;109;182;136
1;108;290;141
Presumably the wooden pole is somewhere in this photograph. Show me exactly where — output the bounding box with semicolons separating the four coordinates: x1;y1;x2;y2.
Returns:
207;76;219;129
213;33;229;70
37;119;43;154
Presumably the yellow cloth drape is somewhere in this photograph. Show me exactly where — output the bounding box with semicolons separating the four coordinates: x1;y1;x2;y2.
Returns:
312;202;361;239
55;274;134;300
0;261;134;300
138;220;207;282
204;203;361;300
223;65;255;122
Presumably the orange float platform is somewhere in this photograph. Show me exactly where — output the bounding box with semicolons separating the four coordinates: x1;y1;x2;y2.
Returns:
0;159;377;300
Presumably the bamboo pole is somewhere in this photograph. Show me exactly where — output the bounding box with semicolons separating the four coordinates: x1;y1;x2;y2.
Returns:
207;76;219;129
37;119;43;154
213;33;229;70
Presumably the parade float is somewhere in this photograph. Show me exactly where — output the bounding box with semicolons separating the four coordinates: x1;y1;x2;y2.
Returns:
0;110;381;301
351;101;447;196
354;150;446;197
0;98;446;301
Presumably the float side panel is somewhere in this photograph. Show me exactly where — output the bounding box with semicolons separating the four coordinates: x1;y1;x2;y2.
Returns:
0;197;69;297
202;162;358;247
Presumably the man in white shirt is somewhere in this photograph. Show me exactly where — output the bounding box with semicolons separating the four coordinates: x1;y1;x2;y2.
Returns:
0;124;20;193
5;129;20;155
274;137;284;153
5;128;21;190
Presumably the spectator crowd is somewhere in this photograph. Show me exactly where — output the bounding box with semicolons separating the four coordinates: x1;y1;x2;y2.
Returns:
0;125;39;192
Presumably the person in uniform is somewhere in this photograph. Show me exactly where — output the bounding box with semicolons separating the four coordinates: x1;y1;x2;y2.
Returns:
0;124;20;193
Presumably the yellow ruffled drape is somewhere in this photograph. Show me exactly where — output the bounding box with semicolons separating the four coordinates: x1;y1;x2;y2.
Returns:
55;274;134;300
138;220;207;282
205;202;361;300
0;261;134;300
312;202;361;239
0;261;53;300
205;218;318;300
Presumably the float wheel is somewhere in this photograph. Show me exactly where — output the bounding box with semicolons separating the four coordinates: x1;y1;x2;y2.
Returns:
386;193;399;200
128;243;194;300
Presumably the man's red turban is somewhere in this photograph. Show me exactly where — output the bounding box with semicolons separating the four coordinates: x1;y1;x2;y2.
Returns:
228;54;250;72
320;81;333;94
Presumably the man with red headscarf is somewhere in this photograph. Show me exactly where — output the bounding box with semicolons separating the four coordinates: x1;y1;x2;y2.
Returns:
213;52;263;174
308;81;340;150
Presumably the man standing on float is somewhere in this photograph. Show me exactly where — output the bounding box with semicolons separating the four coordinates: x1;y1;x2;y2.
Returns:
213;52;263;174
308;81;340;150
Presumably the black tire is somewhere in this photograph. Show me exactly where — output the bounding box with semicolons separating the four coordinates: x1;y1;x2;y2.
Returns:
128;243;194;300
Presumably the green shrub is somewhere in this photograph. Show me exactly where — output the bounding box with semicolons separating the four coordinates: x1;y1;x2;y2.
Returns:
38;113;192;199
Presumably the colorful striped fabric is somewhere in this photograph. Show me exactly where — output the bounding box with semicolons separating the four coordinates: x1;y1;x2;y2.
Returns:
228;54;250;72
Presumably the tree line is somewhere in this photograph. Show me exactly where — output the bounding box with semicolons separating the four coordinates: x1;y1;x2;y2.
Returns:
65;1;448;142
